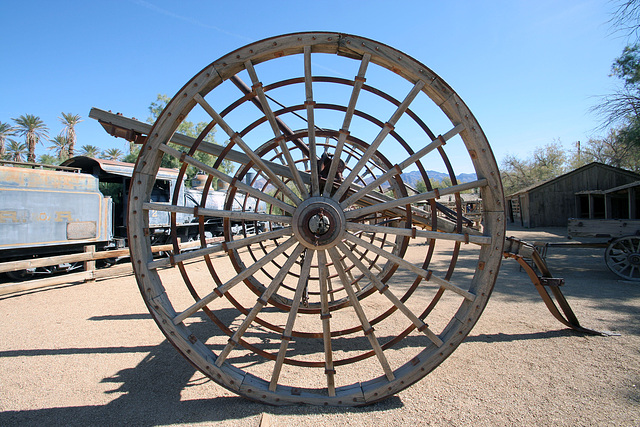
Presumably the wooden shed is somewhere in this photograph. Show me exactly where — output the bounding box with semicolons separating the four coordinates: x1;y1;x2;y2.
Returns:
506;162;640;228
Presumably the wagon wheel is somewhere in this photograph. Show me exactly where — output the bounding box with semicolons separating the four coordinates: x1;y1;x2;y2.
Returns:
128;32;505;406
605;235;640;281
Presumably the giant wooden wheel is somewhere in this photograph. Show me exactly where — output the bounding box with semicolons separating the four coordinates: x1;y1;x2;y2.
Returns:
128;32;505;405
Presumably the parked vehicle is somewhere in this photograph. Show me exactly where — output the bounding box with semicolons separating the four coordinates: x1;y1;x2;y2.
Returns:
0;157;264;280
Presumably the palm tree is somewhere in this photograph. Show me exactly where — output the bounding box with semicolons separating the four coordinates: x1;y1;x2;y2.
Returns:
12;114;49;163
101;148;124;161
38;154;58;165
79;144;101;158
6;140;27;162
48;135;70;161
0;121;16;158
59;113;82;157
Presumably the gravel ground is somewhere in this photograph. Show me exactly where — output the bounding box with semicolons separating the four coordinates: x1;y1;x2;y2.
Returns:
1;225;639;426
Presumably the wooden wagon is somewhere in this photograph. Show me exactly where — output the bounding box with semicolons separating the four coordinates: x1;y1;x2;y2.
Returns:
568;181;640;281
88;32;605;406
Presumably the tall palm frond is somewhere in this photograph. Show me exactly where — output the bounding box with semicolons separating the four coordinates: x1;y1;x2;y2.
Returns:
0;121;16;157
6;139;27;162
59;113;82;157
79;144;101;158
12;114;49;163
48;135;71;160
101;148;124;161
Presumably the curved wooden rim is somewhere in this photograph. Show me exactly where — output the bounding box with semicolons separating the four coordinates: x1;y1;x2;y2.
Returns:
127;32;505;406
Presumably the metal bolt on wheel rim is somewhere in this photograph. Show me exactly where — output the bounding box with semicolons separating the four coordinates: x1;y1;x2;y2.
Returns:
128;32;505;406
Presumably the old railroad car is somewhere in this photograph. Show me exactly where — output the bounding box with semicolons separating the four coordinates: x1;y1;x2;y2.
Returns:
0;162;113;261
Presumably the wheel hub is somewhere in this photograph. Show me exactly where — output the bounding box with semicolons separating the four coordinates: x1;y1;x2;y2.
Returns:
292;197;345;250
629;253;640;265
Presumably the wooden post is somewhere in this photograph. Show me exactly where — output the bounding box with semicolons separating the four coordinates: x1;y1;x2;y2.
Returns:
83;245;96;282
630;187;637;219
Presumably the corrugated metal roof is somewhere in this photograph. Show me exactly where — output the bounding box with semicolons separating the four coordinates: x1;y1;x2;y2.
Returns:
62;156;179;181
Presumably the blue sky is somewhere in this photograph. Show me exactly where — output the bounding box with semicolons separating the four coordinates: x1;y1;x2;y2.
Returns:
0;0;631;173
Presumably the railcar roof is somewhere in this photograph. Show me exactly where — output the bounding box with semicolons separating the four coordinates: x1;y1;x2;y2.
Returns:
61;156;179;182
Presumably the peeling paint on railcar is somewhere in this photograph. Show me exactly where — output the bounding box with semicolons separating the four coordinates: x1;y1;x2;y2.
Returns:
0;167;98;191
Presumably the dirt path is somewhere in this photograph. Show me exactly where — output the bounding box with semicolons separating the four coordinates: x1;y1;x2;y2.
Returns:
1;225;638;426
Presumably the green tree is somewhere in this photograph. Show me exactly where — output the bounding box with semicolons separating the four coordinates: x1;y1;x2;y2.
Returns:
123;145;141;163
578;130;640;171
79;144;101;158
0;121;15;158
101;148;124;161
592;2;640;147
38;154;58;165
147;94;234;186
415;179;427;193
12;114;49;163
6;140;27;162
592;45;640;130
501;142;567;195
59;113;82;157
430;176;452;188
48;135;70;161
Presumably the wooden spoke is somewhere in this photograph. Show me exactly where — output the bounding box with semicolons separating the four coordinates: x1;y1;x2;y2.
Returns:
350;245;383;272
345;179;488;220
158;143;295;214
340;124;464;208
143;202;292;224
244;60;310;199
172;236;298;325
336;242;444;347
269;250;314;390
304;46;320;196
322;53;371;197
193;93;302;206
215;243;307;367
316;249;336;396
346;222;492;246
605;236;640;280
342;232;475;301
328;247;395;381
147;227;292;271
333;80;426;201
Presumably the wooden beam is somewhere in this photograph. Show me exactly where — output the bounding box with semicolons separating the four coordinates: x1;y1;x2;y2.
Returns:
0;238;221;274
89;107;294;179
89;108;479;236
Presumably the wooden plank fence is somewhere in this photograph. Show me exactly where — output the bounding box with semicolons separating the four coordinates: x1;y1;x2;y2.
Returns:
0;237;223;297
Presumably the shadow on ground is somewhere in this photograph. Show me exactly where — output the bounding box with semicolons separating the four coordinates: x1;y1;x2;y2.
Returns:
2;224;638;425
0;309;404;426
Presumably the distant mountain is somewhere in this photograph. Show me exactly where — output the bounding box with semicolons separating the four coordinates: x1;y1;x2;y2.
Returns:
253;170;476;191
364;170;477;189
398;170;476;187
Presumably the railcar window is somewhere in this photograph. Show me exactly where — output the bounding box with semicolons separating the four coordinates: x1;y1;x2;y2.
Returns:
150;180;171;203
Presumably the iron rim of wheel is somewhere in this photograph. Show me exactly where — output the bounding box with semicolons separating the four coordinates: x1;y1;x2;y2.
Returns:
128;32;505;406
